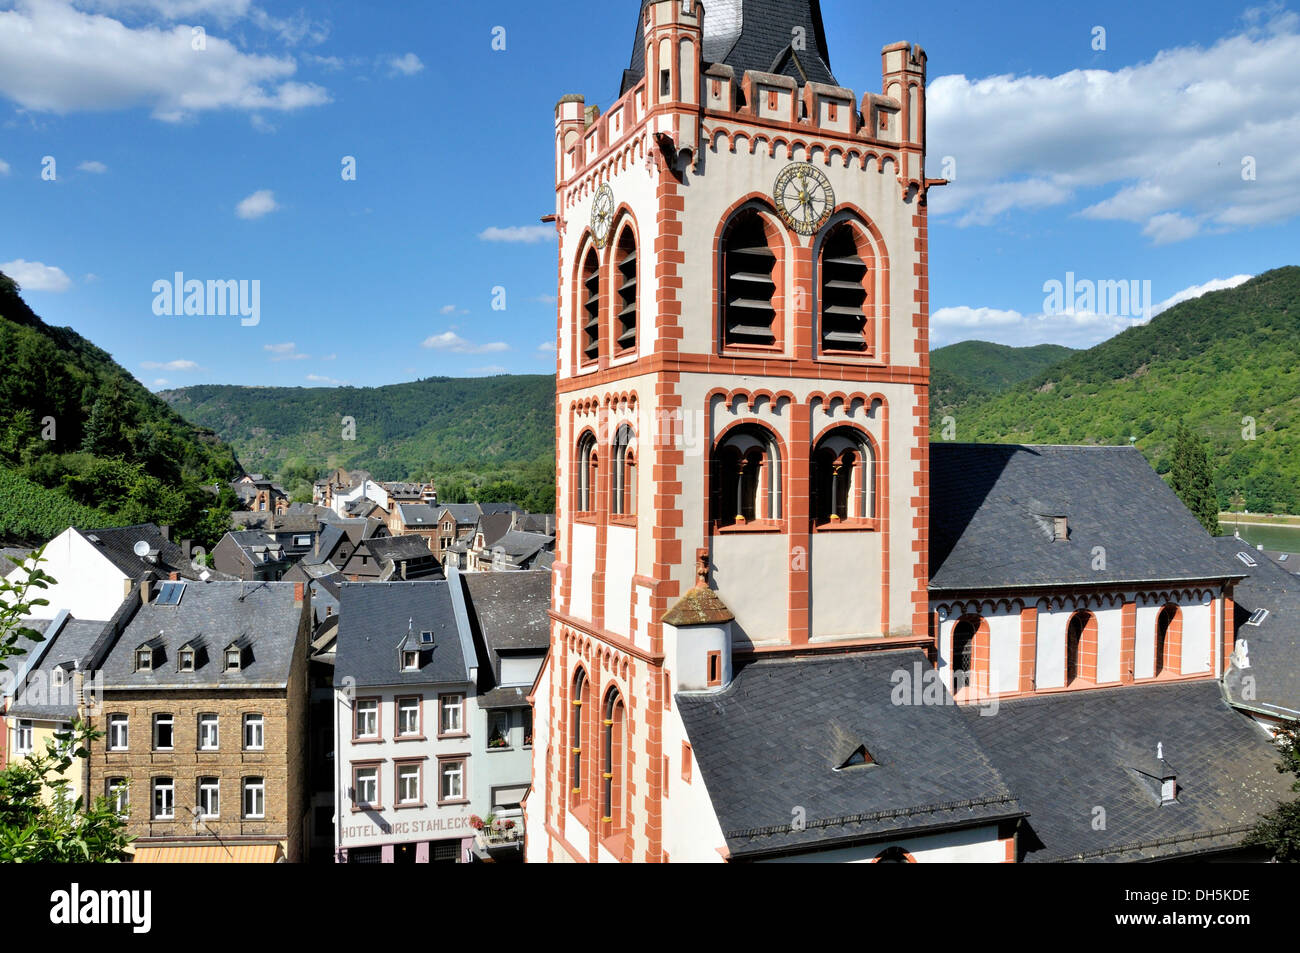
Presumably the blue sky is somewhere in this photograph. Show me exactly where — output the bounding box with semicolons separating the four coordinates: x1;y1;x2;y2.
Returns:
1;0;1297;390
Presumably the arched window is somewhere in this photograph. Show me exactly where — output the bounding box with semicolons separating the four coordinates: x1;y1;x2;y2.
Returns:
819;222;870;353
576;432;597;514
614;225;637;354
721;209;777;348
1065;612;1096;686
951;619;976;690
601;689;625;829
611;424;636;517
570;669;589;804
579;247;601;365
811;428;875;524
1155;605;1179;677
711;424;782;528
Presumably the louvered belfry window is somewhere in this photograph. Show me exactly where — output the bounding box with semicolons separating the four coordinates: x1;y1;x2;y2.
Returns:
820;224;869;352
615;228;637;354
722;211;777;348
581;247;601;364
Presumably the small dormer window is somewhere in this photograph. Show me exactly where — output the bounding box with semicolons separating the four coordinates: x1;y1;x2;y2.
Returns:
1161;778;1177;804
1247;608;1269;627
1053;517;1068;541
179;649;195;672
403;650;419;671
225;649;242;672
136;648;153;672
52;667;66;688
835;745;875;771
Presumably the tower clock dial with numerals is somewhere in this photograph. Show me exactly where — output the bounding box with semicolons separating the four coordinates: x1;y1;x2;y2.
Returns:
773;162;835;235
591;184;615;248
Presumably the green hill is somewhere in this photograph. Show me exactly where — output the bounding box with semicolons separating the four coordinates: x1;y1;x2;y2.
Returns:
931;341;1076;417
0;270;241;545
160;375;557;511
939;267;1300;514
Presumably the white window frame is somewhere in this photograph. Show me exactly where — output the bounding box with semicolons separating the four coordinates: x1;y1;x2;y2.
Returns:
354;767;378;808
397;697;420;737
15;719;33;755
396;763;421;805
197;778;219;819
243;778;265;819
107;714;128;751
106;778;129;816
198;713;219;751
439;759;465;802
440;694;464;735
225;649;242;672
243;713;265;751
355;699;379;739
153;713;174;751
179;649;195;672
153;778;175;820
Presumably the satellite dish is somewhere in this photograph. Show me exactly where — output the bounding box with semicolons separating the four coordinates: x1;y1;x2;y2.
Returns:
133;540;150;558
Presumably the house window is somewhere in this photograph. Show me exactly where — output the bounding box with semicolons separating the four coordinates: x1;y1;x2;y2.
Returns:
571;668;589;801
197;713;219;751
811;428;875;525
818;223;870;353
152;778;174;820
488;711;511;749
353;766;379;809
952;619;976;690
153;713;174;751
523;708;533;747
707;651;721;687
106;778;129;816
52;667;65;689
1066;612;1096;685
355;699;379;740
225;648;242;672
712;424;782;528
439;758;466;803
611;424;636;516
681;741;692;782
242;777;265;819
243;713;265;751
1155;605;1180;676
614;225;638;353
179;649;195;672
15;719;33;755
1053;517;1069;541
577;432;597;514
721;210;777;348
579;247;602;365
602;690;625;828
439;694;464;735
197;778;219;819
396;763;422;805
107;714;128;751
402;650;419;671
396;697;421;738
136;648;153;672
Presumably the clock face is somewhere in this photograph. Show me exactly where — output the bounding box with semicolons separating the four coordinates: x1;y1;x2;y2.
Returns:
773;162;835;235
591;184;615;248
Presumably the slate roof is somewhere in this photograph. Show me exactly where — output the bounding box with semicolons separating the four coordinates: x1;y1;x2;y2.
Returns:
396;503;443;527
231;512;320;534
8;619;111;720
79;523;200;580
367;535;437;562
962;680;1294;862
515;513;555;535
486;531;554;565
333;582;469;689
462;570;551;654
1217;537;1300;720
438;504;485;527
303;524;348;566
676;650;1023;859
474;513;514;548
101;581;304;690
930;445;1244;592
225;530;287;567
624;0;836;95
0;547;32;576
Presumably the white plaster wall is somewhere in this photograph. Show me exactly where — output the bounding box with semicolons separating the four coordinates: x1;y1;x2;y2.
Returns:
811;531;882;638
603;524;636;638
569;522;596;621
759;824;1007;863
1036;607;1068;689
1181;600;1212;674
523;644;552;864
713;532;788;646
2;528;127;621
1095;604;1123;684
1134;603;1162;680
987;612;1021;696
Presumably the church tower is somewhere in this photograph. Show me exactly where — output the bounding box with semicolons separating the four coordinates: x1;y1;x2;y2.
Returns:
527;0;937;862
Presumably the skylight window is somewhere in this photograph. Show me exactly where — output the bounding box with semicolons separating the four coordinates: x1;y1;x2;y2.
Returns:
834;745;875;771
1247;608;1269;627
1236;551;1258;568
420;631;434;644
155;581;186;606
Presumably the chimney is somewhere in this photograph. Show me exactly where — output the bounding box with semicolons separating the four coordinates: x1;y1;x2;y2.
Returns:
180;539;193;563
159;524;171;542
139;573;156;605
293;582;305;606
169;571;179;582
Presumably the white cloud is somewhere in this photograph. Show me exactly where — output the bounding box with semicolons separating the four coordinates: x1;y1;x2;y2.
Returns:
1151;274;1254;317
77;160;108;173
0;1;331;122
927;8;1300;242
387;52;424;77
421;331;509;354
265;341;309;361
306;373;345;385
537;341;556;353
141;358;199;370
532;294;558;305
469;365;507;376
478;225;555;244
0;158;10;175
151;378;170;387
236;189;279;219
320;353;337;361
0;259;72;292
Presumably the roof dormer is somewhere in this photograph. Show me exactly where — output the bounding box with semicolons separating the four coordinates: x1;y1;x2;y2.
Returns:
177;640;205;672
135;637;164;672
224;637;251;673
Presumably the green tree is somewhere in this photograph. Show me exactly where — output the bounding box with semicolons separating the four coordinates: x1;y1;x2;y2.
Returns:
1168;424;1221;535
0;552;133;862
1244;719;1300;862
